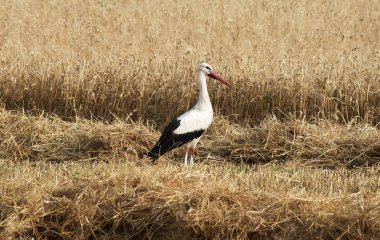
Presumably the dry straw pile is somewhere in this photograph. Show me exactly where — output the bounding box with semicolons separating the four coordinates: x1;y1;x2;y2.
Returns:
1;111;380;239
1;0;380;239
2;156;380;239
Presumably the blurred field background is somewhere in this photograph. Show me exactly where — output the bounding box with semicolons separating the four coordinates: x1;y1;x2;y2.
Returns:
1;0;379;124
1;0;380;239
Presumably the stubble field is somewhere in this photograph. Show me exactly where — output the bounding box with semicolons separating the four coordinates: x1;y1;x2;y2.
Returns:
1;0;380;239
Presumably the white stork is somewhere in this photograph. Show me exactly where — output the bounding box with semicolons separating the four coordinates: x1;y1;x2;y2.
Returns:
148;63;232;165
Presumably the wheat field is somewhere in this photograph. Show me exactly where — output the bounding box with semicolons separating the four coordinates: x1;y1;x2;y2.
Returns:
1;0;380;239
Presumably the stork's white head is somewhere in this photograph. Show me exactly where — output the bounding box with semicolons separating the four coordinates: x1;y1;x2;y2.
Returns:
198;63;232;88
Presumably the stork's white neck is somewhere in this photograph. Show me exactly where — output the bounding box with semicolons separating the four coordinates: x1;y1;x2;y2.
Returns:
194;71;212;111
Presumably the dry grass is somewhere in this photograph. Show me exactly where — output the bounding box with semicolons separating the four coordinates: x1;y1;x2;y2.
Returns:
1;110;380;239
0;0;379;124
1;159;380;240
1;0;380;239
2;110;380;168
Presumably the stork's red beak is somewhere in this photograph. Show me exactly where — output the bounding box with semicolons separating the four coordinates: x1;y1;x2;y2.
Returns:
208;71;232;88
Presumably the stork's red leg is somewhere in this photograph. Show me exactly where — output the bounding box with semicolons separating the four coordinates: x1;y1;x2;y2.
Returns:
184;146;189;165
191;148;197;156
188;148;196;166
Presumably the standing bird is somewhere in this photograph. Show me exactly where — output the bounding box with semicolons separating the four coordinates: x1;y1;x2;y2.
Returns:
148;63;232;165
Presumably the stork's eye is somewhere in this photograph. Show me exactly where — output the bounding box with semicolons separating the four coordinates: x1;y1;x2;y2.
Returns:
205;66;211;71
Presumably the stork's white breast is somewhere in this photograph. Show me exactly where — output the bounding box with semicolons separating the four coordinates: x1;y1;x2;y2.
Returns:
173;109;213;135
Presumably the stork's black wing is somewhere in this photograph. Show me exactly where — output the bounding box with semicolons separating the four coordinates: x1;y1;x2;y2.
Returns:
148;118;205;160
